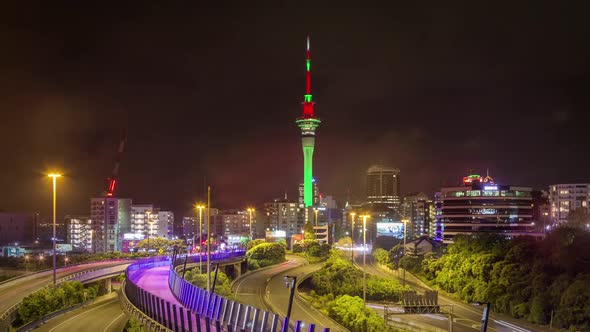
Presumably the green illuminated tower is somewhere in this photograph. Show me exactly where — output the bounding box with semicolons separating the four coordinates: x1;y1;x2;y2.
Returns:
296;34;321;208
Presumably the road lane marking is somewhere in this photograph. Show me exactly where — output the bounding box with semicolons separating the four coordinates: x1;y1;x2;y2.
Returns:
494;320;531;332
103;312;126;332
48;299;118;332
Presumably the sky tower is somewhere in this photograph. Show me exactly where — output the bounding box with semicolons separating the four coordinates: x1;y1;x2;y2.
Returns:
296;34;321;208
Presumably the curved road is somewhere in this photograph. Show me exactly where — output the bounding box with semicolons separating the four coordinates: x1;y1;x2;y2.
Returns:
0;261;131;316
33;293;127;332
232;255;346;332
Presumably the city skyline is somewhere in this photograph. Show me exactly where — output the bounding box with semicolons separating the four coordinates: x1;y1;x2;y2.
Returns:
1;3;589;220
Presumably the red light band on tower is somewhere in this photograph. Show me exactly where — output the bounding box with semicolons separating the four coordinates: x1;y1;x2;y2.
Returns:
302;33;315;118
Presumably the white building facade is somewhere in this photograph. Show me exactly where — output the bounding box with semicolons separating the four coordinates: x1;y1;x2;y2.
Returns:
91;197;131;252
549;183;590;224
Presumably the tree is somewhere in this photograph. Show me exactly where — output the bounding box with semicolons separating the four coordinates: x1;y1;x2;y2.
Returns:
327;295;388;332
246;239;265;250
304;220;316;240
336;236;352;248
246;242;286;269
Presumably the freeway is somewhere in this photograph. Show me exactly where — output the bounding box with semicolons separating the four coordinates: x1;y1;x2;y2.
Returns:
33;293;127;332
0;260;131;316
355;254;551;332
232;255;346;332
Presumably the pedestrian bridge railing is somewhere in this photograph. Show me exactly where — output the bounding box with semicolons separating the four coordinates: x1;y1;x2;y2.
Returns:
168;252;330;332
123;252;249;332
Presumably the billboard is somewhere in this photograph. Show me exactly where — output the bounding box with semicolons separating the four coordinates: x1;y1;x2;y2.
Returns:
376;222;404;238
56;244;73;252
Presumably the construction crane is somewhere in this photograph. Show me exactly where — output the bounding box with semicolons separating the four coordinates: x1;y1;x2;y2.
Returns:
104;133;127;197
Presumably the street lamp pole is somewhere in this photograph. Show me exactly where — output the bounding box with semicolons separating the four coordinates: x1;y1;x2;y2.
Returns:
207;186;211;292
402;219;408;286
313;207;319;227
146;211;152;254
361;214;369;305
247;208;255;241
284;276;297;322
48;173;61;287
350;212;356;262
195;204;204;273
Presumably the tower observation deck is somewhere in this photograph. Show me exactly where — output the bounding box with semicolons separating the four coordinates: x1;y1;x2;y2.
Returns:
296;34;321;208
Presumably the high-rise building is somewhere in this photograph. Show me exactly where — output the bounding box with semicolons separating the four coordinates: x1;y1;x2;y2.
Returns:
295;34;321;209
64;215;92;252
130;204;157;236
366;165;401;212
157;211;174;239
549;184;590;224
90;197;131;252
221;209;250;237
264;198;298;238
182;217;196;239
435;174;535;243
401;193;433;240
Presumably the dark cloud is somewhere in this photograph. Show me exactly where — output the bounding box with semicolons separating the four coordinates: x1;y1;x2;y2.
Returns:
1;2;590;219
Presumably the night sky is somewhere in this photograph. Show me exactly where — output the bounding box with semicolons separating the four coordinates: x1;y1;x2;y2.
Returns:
1;3;589;219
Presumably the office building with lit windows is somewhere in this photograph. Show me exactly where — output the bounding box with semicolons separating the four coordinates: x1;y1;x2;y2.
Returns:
90;197;131;252
264;198;298;238
64;215;92;252
401;193;434;240
549;183;590;224
435;174;535;243
366;165;401;212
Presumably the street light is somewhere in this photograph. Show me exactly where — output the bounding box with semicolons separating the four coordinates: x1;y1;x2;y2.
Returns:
207;186;211;292
24;255;30;272
195;204;205;273
402;218;409;286
360;214;370;305
350;212;356;262
247;208;255;241
47;173;62;287
146;211;152;254
313;207;319;227
471;302;491;332
64;256;69;267
284;275;297;323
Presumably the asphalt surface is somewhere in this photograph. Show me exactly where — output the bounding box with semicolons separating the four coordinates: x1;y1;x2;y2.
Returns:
232;255;346;332
33;293;128;332
355;253;553;332
0;261;131;316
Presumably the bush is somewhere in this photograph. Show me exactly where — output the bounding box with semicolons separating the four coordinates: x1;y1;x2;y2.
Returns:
246;239;266;250
312;250;408;301
246;242;285;270
184;269;233;298
292;243;304;253
328;295;388;332
18;281;98;324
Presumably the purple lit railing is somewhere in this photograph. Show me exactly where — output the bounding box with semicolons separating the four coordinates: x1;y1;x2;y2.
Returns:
168;251;329;332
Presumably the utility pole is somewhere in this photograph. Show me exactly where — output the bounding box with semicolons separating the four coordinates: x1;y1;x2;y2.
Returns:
207;186;211;292
350;212;356;262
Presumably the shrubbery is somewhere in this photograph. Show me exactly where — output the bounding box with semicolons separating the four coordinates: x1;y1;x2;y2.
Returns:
246;242;285;270
184;269;233;298
328;295;390;332
18;281;99;324
412;229;590;330
311;250;409;302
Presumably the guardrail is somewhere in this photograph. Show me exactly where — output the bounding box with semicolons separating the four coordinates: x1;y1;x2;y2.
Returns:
168;251;329;332
0;259;133;286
